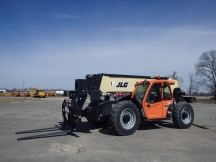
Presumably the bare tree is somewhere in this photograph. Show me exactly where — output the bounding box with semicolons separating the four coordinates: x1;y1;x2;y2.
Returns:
187;73;199;95
169;71;184;83
195;50;216;99
170;71;178;79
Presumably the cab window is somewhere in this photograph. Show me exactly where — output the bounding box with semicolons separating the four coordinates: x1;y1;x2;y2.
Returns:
134;83;149;105
146;83;162;103
163;82;172;100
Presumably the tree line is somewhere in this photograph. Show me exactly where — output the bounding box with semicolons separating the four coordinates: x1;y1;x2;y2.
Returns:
187;50;216;99
168;50;215;99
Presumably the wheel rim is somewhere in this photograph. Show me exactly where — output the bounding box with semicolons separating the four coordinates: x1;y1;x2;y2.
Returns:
120;108;136;130
181;107;191;124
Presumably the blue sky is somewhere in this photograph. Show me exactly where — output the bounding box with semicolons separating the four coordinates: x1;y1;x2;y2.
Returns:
0;0;216;91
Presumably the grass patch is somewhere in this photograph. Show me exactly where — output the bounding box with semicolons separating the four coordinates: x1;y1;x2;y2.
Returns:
0;97;31;104
196;97;216;104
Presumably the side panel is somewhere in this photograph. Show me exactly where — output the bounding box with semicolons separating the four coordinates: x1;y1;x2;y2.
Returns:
100;76;177;95
100;76;145;94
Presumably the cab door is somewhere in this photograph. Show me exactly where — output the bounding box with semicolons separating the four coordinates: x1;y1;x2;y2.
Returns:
143;82;164;119
162;82;174;118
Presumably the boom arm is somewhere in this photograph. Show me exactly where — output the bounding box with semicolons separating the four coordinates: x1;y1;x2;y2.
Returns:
85;73;179;95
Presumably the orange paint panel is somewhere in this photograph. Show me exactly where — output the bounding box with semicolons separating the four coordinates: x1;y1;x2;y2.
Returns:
143;102;163;119
162;100;173;118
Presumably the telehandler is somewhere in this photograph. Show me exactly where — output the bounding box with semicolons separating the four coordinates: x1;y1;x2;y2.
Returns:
14;91;22;97
16;73;194;140
24;91;31;97
62;73;194;136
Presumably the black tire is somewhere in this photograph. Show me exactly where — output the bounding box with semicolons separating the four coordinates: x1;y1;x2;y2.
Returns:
172;101;194;129
87;116;109;128
111;101;140;136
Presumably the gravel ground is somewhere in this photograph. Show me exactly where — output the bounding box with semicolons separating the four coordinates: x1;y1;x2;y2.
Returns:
0;97;216;162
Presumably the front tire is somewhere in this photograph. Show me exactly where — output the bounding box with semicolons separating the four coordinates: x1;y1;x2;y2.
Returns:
111;101;140;136
172;101;194;129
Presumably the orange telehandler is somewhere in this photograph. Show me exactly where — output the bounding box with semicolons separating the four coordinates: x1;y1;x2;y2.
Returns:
62;74;194;136
16;73;194;140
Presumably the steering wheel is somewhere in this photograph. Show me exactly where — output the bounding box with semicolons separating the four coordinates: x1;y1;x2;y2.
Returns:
147;93;156;103
139;92;144;99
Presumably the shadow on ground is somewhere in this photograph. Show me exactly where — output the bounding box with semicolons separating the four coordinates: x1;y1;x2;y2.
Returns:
98;120;177;136
16;120;177;140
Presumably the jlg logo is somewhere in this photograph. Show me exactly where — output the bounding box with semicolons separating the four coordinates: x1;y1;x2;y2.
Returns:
116;82;128;88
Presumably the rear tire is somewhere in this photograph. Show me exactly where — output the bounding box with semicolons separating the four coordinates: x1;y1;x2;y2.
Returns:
172;101;194;129
111;101;140;136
